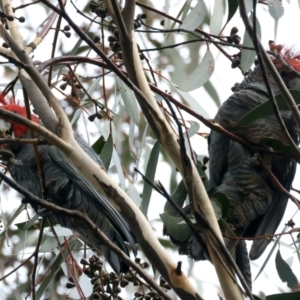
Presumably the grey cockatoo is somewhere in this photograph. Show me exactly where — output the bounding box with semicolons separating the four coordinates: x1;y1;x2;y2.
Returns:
0;103;136;273
164;46;299;287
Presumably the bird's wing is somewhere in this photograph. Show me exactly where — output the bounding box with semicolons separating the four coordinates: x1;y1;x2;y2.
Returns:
249;160;297;259
47;144;137;254
208;129;230;187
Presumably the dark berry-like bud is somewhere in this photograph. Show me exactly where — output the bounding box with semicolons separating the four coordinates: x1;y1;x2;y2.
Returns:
59;83;68;90
64;32;71;38
116;51;123;59
231;34;241;44
18;16;25;23
231;57;240;69
88;114;97;122
107;36;117;42
66;282;75;289
113;30;119;39
120;278;129;287
203;156;209;165
64;25;70;31
111;42;120;52
94;36;101;43
135;257;141;264
230;26;238;35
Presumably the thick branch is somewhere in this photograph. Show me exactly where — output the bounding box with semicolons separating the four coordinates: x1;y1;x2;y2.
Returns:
1;3;197;299
0;172;172;300
106;1;243;299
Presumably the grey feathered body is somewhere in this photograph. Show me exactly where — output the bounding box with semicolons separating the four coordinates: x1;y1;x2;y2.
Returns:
166;65;298;288
209;66;297;259
10;135;136;274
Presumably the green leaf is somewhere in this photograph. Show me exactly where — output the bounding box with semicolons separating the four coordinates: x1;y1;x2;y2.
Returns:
266;291;300;300
141;141;160;218
159;238;174;249
100;134;113;170
160;213;192;243
92;136;106;155
211;201;222;220
275;249;298;288
213;192;230;219
164;179;187;214
259;137;300;163
233;90;300;126
226;0;238;25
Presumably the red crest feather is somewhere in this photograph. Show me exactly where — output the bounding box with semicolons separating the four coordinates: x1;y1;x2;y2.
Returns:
269;42;300;72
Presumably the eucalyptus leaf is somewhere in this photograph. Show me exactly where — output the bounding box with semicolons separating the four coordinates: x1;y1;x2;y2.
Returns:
275;249;298;288
181;0;192;21
92;136;106;155
268;0;284;41
178;48;215;92
175;86;211;118
226;0;238;25
266;291;300;300
241;12;261;72
116;76;140;125
112;148;126;190
160;212;192;243
259;137;300;162
180;0;207;31
210;0;225;35
0;203;25;239
164;180;187;214
127;182;142;207
233;90;300;126
68;273;93;299
187;120;200;138
141;141;160;218
100;134;113;170
268;0;284;20
212;192;230;219
36;240;82;300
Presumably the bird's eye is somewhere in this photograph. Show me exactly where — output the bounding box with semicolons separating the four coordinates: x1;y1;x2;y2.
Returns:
13;111;18;114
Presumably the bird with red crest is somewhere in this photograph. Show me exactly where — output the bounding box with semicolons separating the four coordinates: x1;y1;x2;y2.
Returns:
0;93;137;274
164;42;299;289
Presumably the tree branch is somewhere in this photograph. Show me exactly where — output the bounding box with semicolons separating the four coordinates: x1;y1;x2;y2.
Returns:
0;171;173;300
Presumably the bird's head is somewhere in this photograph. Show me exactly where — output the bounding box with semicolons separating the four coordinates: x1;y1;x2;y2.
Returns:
0;95;40;139
269;42;300;89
